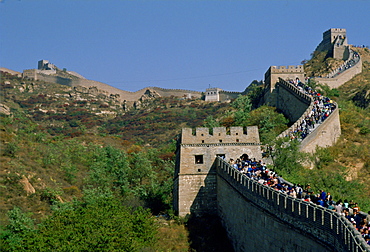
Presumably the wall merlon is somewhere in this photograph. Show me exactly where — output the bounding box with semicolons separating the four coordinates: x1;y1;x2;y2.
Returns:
270;65;304;73
181;126;260;145
196;127;210;137
212;127;227;137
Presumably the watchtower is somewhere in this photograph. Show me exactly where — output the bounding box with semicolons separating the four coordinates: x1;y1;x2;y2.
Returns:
316;28;350;60
263;65;305;106
205;87;223;102
174;126;262;217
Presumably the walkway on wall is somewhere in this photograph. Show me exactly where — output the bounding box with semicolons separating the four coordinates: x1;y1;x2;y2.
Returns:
323;49;361;78
276;78;337;144
216;157;370;251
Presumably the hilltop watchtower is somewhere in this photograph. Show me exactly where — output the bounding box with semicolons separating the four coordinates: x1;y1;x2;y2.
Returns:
174;126;262;217
316;28;350;60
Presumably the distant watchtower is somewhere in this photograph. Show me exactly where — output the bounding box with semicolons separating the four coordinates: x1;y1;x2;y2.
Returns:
174;126;262;217
205;87;223;102
315;28;350;60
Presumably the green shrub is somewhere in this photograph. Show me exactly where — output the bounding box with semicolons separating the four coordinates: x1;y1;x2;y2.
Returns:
3;142;19;157
359;126;370;135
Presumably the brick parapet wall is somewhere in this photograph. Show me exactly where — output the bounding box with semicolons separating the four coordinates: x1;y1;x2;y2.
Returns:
216;158;370;252
276;78;315;138
299;106;341;152
314;56;362;89
275;78;314;125
275;78;341;152
181;126;260;145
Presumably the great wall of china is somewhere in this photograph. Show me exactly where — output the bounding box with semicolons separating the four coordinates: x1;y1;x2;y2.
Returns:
174;28;370;251
2;28;368;251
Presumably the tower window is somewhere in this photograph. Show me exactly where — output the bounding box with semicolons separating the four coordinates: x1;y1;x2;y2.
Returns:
195;155;203;164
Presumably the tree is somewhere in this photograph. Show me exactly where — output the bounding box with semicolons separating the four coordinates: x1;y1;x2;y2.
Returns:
2;198;157;251
231;95;252;127
203;115;220;134
0;207;34;251
248;106;289;143
272;138;304;177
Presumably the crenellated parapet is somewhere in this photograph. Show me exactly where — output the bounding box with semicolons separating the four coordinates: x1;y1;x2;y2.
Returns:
264;65;305;90
216;158;370;252
269;65;304;73
181;126;260;145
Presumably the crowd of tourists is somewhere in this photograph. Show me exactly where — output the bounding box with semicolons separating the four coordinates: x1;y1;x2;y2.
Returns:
225;50;370;244
282;78;336;141
329;51;360;78
228;156;370;245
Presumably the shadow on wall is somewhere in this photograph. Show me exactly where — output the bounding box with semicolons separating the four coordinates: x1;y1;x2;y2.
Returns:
189;168;218;216
186;161;234;251
186;214;234;252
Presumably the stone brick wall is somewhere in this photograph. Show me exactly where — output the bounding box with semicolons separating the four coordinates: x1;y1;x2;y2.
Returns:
216;158;369;252
174;126;262;216
300;106;341;153
275;78;312;122
314;56;362;89
263;65;305;106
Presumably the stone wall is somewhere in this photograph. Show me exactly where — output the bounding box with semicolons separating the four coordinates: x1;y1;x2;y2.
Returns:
216;158;369;252
275;78;312;122
314;57;362;89
300;106;341;153
174;127;262;216
218;90;242;102
151;87;202;99
274;78;341;152
22;71;203;102
263;65;305;106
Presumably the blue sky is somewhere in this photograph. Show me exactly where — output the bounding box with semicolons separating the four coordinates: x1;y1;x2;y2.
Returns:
1;0;369;92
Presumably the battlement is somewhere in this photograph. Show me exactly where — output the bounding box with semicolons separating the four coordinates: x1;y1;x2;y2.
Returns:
270;65;304;73
264;65;305;97
323;28;347;42
181;126;260;145
325;28;346;33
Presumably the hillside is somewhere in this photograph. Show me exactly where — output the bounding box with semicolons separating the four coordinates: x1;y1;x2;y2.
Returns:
1;46;369;250
0;74;239;251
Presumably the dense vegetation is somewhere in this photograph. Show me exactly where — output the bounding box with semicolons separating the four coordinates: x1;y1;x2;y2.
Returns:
0;77;237;250
0;47;369;251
